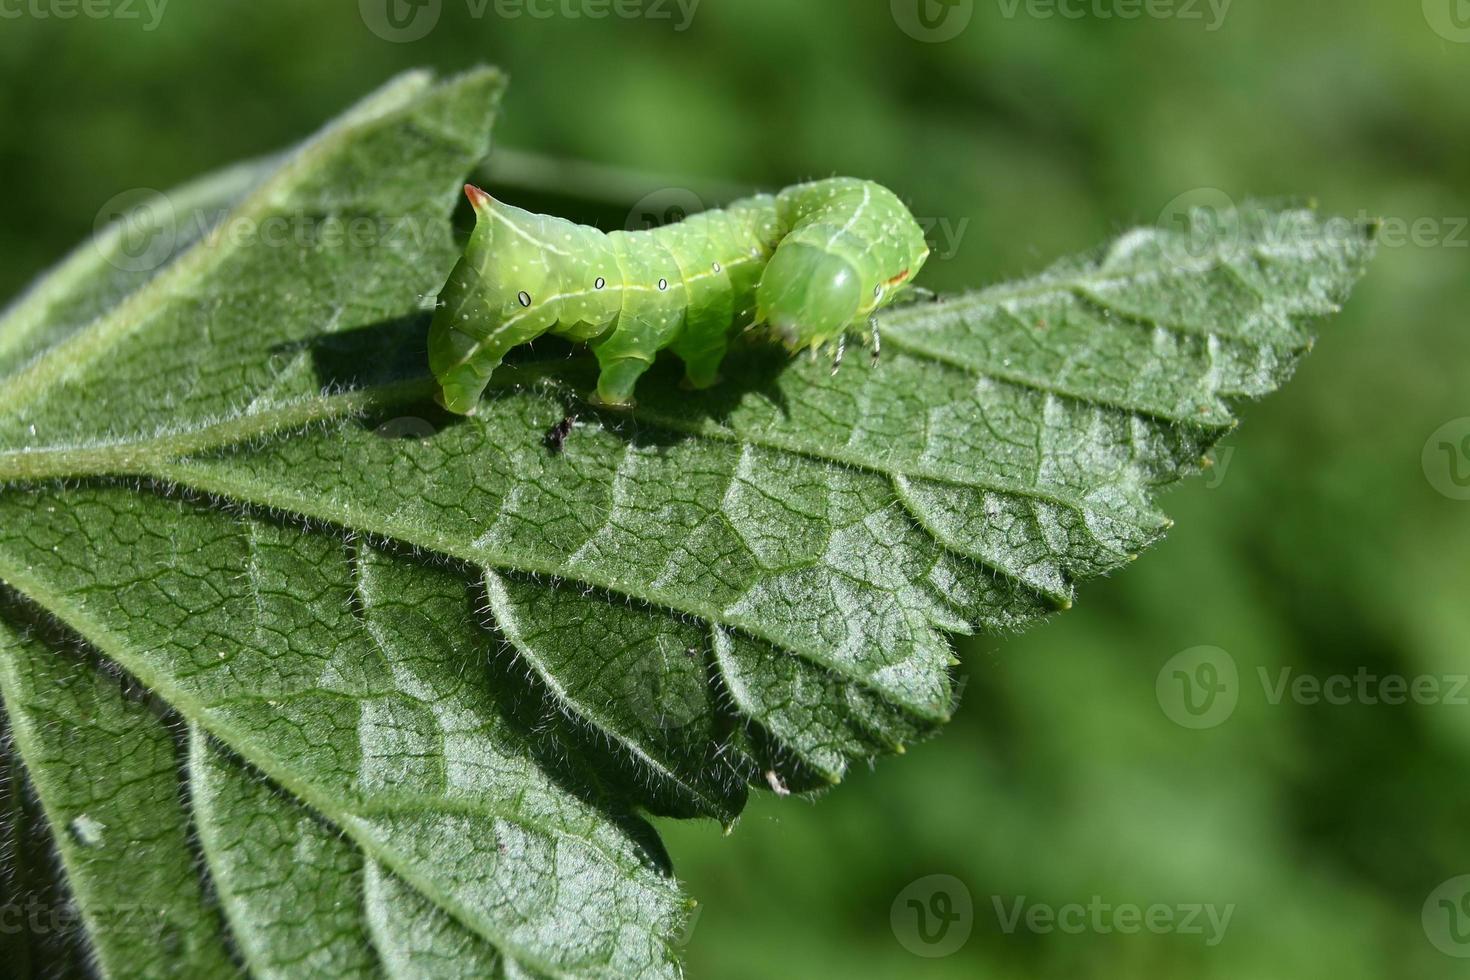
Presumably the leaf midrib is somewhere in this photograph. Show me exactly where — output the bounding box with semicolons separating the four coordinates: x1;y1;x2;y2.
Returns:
1;410;961;726
0;362;1171;529
0;334;1177;711
0;361;1157;710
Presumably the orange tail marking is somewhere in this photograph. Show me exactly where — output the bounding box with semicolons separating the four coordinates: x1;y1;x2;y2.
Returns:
464;183;493;209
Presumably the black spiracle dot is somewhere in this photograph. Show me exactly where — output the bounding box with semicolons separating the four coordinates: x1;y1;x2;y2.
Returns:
658;278;669;291
595;277;606;289
517;290;532;307
712;261;722;273
874;285;883;298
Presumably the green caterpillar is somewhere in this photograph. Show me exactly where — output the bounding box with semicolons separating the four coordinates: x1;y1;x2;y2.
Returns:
429;177;930;414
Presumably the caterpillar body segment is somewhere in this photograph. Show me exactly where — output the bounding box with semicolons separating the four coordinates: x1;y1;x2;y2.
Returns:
429;178;929;414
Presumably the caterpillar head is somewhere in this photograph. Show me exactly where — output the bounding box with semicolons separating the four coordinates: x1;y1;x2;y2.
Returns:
756;241;926;353
757;244;862;351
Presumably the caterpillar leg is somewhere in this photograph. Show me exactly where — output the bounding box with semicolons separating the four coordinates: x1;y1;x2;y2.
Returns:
831;334;846;376
585;234;689;406
869;315;881;366
669;332;728;390
589;299;683;404
589;348;655;406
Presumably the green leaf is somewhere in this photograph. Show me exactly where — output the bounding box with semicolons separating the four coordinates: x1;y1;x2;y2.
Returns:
0;598;237;977
0;66;1374;975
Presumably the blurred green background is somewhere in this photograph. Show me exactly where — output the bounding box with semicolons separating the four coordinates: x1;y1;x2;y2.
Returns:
2;1;1467;976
